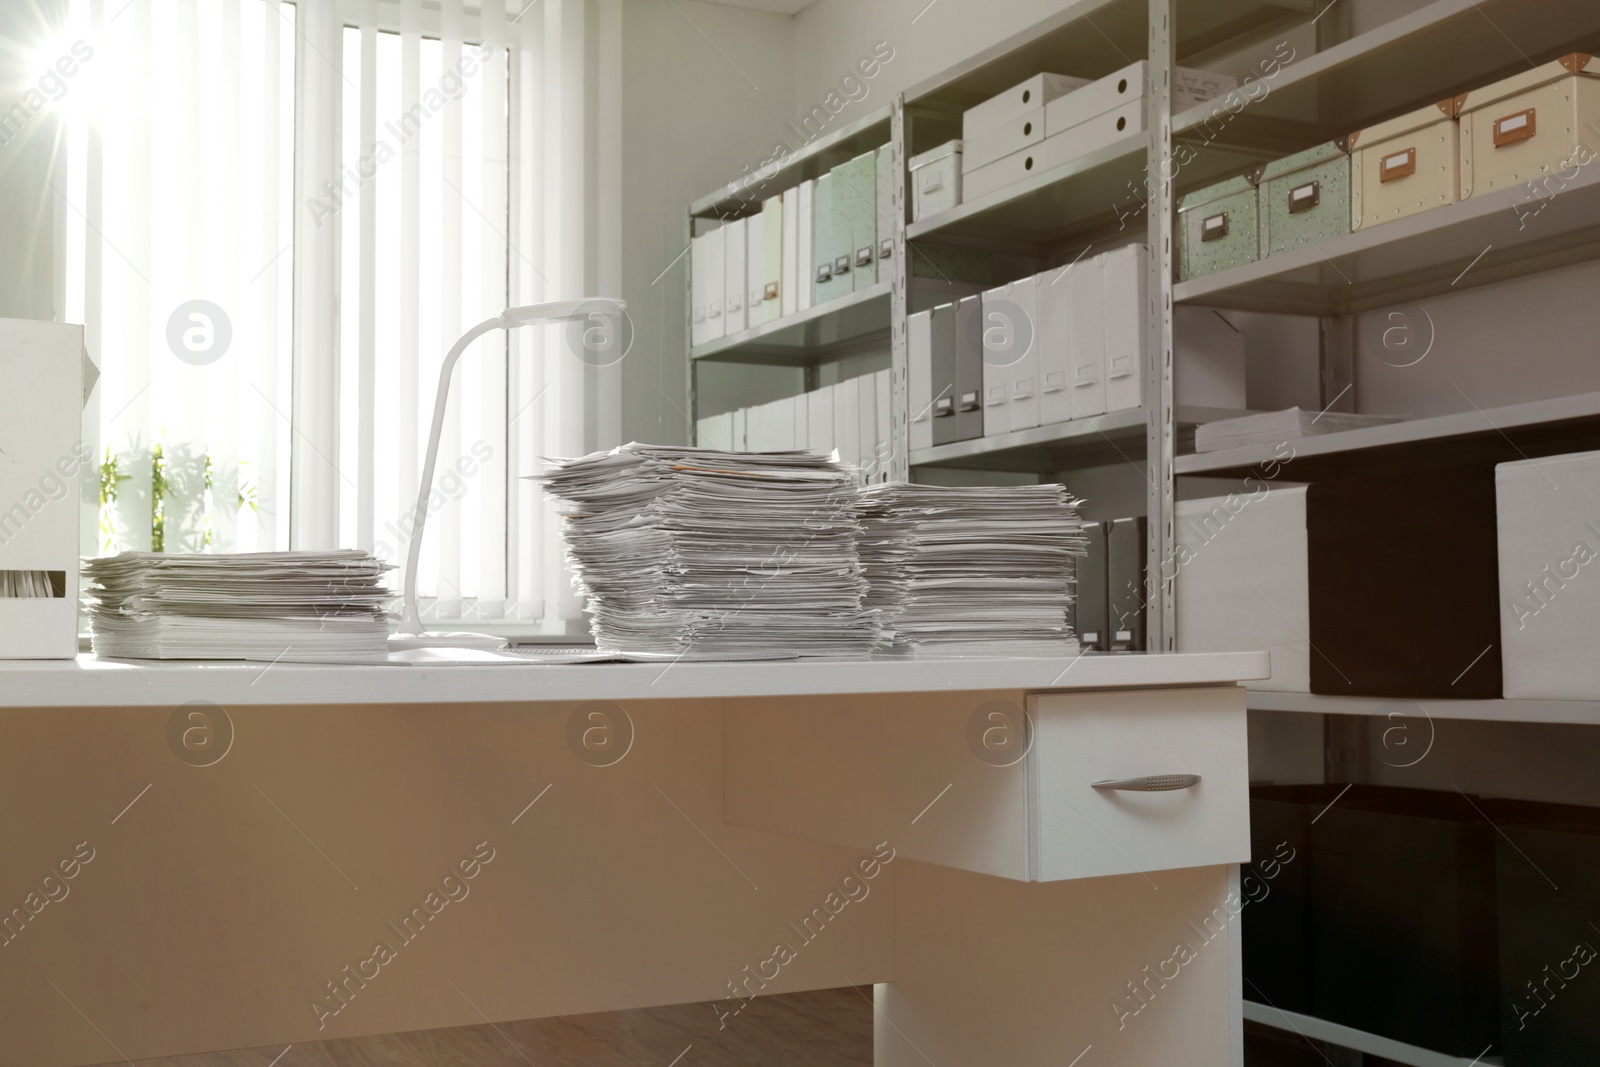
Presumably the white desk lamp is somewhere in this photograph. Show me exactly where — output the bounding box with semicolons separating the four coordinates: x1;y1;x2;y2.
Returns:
390;299;627;652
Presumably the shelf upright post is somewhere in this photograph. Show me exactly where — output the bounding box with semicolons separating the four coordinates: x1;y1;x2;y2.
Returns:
890;94;911;484
1145;0;1177;652
686;204;698;445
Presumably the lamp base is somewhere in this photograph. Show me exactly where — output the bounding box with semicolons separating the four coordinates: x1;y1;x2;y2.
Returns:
387;631;509;652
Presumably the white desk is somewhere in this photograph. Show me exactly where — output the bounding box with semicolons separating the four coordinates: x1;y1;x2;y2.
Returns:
0;652;1267;1066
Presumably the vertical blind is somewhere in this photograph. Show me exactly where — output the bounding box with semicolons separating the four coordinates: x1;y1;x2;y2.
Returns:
62;0;622;630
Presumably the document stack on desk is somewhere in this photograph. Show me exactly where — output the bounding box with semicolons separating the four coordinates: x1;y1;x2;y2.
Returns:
543;444;882;656
83;551;393;662
859;483;1087;654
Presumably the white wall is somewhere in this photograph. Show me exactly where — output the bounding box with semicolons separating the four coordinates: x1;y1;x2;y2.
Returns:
619;0;797;445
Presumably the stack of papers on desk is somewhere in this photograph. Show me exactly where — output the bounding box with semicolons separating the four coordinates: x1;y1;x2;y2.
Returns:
83;550;392;662
1193;407;1402;453
543;444;881;656
860;483;1086;653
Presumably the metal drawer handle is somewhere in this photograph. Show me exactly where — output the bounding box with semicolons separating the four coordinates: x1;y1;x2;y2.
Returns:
1093;774;1201;792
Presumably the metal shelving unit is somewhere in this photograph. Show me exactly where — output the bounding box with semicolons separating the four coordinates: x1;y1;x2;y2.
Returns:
680;1;1600;1062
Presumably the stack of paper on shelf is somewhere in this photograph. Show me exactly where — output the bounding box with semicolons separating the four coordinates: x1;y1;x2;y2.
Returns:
1193;407;1401;453
83;551;393;662
859;483;1087;653
543;444;881;656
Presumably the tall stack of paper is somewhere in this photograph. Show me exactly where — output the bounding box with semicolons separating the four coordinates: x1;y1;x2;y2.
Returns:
83;551;392;662
859;483;1087;653
543;445;881;656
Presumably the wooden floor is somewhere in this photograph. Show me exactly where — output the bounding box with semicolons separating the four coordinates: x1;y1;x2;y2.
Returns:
96;989;873;1067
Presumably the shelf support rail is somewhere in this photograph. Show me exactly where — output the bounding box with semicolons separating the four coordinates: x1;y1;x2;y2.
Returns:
1146;0;1178;652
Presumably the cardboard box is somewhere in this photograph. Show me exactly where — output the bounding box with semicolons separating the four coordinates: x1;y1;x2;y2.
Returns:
1350;98;1461;231
1175;485;1309;691
0;318;87;659
1043;61;1235;136
1257;140;1351;258
1460;53;1600;200
1177;173;1259;280
1497;448;1600;699
909;140;961;222
963;72;1089;139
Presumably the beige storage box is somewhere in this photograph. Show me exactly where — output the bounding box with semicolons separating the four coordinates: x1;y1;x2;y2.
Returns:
1459;53;1600;200
1350;98;1462;230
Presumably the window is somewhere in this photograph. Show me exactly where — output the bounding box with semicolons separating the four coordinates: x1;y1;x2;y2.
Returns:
60;0;622;633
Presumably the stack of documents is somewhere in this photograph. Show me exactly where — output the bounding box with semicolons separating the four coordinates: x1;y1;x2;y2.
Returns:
1194;407;1401;453
543;444;881;656
83;551;392;662
860;483;1087;653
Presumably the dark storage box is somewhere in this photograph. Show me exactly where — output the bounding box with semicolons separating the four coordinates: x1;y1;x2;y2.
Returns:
1310;786;1497;1055
1307;469;1502;697
1244;784;1347;1014
1491;803;1600;1066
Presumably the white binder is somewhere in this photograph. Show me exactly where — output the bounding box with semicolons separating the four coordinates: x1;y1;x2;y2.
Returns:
1067;257;1107;418
723;217;747;336
781;188;800;318
855;372;878;481
834;380;860;474
690;232;711;348
807;386;833;455
1036;265;1073;427
746;213;766;325
704;224;726;343
875;143;895;266
730;407;747;452
771;395;796;450
908;308;934;452
981;282;1011;437
1102;244;1147;413
796;180;815;313
874;369;892;481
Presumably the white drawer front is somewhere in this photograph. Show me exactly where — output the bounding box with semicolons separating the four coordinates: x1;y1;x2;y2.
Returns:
1029;686;1248;881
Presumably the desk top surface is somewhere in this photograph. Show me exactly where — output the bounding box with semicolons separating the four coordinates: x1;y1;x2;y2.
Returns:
0;651;1270;707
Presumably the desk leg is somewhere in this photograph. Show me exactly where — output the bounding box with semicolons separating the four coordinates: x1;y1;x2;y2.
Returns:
876;860;1239;1066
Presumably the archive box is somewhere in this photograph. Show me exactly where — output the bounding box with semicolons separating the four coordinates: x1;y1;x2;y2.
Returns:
1256;140;1351;258
1492;805;1600;1066
1177;173;1259;280
910;140;961;222
0;318;89;659
1350;97;1462;230
962;72;1088;139
1310;786;1498;1056
1459;53;1600;200
1496;448;1600;700
1175;485;1308;691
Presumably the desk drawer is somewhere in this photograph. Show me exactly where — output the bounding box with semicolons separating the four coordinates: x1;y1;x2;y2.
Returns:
1029;686;1249;881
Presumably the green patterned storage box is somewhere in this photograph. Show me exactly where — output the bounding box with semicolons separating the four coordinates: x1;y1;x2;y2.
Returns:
1257;140;1351;258
1178;173;1259;281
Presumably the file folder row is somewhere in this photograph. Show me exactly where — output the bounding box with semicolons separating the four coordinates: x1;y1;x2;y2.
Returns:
1069;516;1147;653
909;245;1150;450
695;369;893;484
690;143;894;348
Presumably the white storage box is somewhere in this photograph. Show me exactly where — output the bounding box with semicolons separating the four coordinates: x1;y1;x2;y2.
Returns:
1;318;88;659
1350;98;1461;230
1496;449;1600;699
1459;53;1600;200
1043;61;1235;136
1176;485;1309;691
910;140;962;222
963;72;1089;139
963;106;1045;173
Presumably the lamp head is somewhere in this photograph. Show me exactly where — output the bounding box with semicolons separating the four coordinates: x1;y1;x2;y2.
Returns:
500;298;626;328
